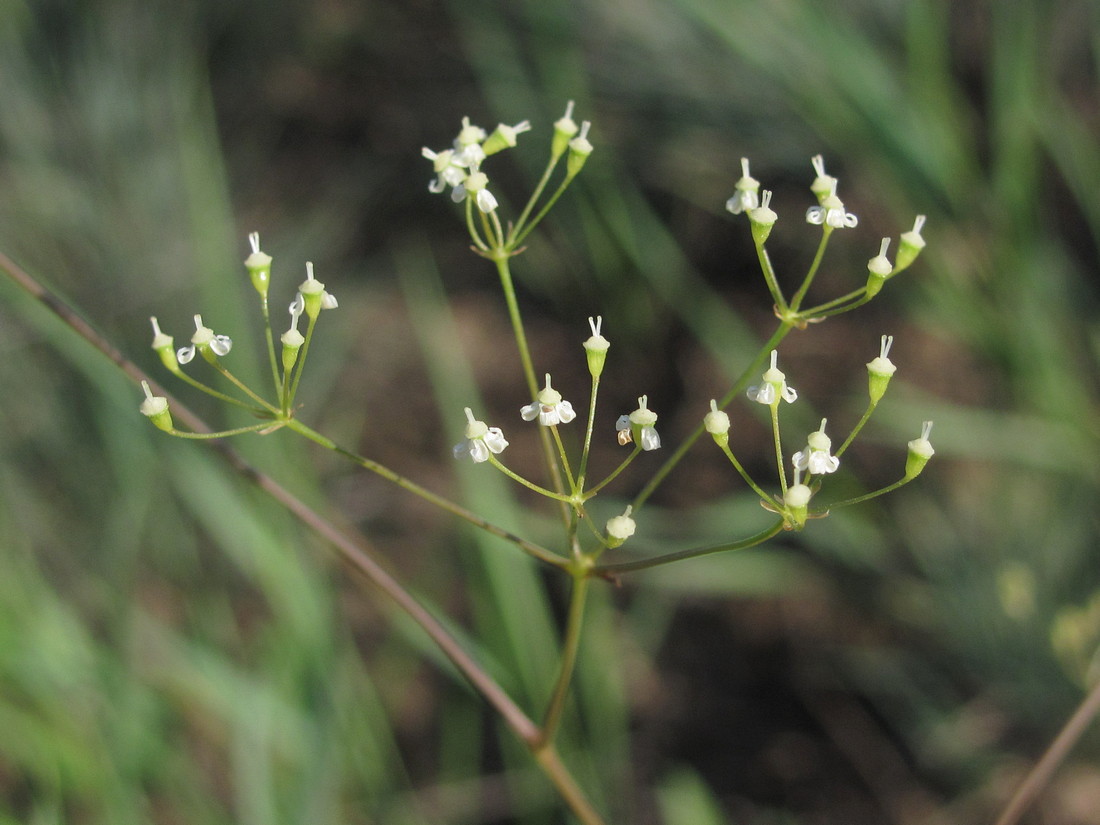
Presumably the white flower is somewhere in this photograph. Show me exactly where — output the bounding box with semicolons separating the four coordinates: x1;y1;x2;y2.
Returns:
809;155;838;204
616;395;661;451
521;374;576;426
806;180;858;228
422;147;471;194
453;407;509;463
792;418;840;475
725;157;760;215
176;314;232;365
451;169;498;213
290;262;338;319
747;350;797;406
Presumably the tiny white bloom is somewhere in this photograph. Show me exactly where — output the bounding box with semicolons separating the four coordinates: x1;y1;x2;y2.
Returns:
793;418;840;476
616;395;661;451
454;407;509;463
176;314;232;364
806;180;858;228
747;350;797;406
725;157;760;215
422;146;471;194
809;155;838;203
521;374;576;426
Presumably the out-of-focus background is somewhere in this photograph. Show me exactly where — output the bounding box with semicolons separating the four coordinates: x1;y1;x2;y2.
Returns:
1;0;1099;822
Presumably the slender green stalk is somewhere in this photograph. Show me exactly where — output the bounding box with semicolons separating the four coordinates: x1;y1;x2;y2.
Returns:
175;368;267;412
718;441;775;502
593;520;786;575
835;400;877;457
754;243;788;312
508;153;563;246
576;374;600;488
770;404;789;496
487;454;574;503
512;174;575;248
632;322;794;510
168;422;275;439
286;312;318;407
539;573;591;745
789;227;833;312
261;297;281;390
827;476;912;509
207;357;279;412
584;446;640;498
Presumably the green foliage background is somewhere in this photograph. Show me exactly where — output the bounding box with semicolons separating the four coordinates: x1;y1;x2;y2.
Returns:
1;0;1099;822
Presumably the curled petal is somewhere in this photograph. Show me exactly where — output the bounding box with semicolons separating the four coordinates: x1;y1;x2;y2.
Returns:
806;206;826;225
781;385;798;403
520;402;541;422
747;384;776;405
321;291;339;310
639;427;661;451
555;400;577;424
467;439;490;463
176;345;196;365
209;335;233;356
476;188;498;213
483;427;509;454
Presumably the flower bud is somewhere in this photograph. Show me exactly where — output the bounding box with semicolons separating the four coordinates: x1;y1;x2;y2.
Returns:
809;155;837;205
139;380;174;432
552;101;580;158
905;421;935;479
149;316;179;373
566;121;593;178
893;215;927;273
866;334;897;404
864;237;893;299
748;190;778;246
481;120;531;156
244;232;273;299
583;316;610;378
704;399;730;447
783;483;812;530
605;506;636;548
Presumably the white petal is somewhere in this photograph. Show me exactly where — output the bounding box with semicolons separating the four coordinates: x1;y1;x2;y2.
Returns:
556;400;576;424
429;177;446;194
521;402;541;421
451;184;467;204
484;428;509;454
781;385;798;403
453;441;471;460
639;427;661;451
806;206;825;225
176;345;196;365
210;335;232;356
321;291;338;310
615;414;630;431
792;450;809;470
476;189;498;213
468;439;490;463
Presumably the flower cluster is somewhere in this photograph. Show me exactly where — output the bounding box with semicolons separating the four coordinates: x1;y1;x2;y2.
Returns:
422;116;532;213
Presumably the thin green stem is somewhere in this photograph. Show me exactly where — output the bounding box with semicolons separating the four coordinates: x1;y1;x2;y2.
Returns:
487;454;574;503
549;425;576;491
827;476;912;509
800;284;867;316
532;744;608;825
512;174;575;248
718;441;774;503
508;153;563;246
168;422;277;439
593;520;786;575
770;403;788;496
174;368;267;413
539;573;590;745
789;227;833;312
584;446;641;498
287;313;318;407
465;198;490;252
205;356;279;413
835;400;877;458
754;243;788;313
283;418;571;571
632;322;793;510
261;297;281;391
576;374;599;489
